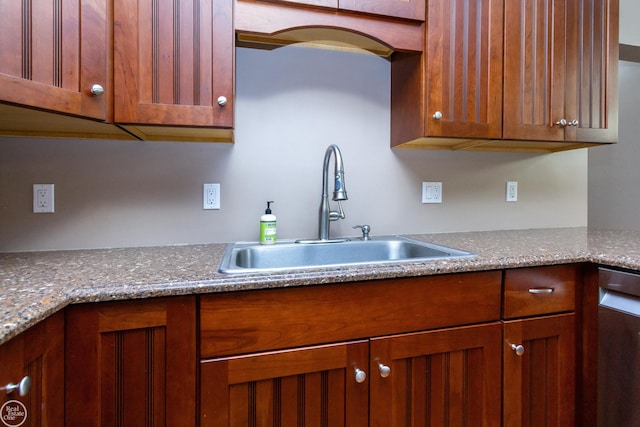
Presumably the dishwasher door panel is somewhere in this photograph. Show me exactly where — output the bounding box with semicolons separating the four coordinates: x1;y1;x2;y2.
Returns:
598;291;640;427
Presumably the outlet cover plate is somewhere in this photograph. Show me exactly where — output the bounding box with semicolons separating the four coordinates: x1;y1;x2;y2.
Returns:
203;183;221;209
33;184;55;213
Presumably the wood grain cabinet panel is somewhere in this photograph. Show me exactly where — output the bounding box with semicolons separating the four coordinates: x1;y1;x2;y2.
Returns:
65;297;197;427
424;0;503;139
113;0;234;139
502;264;579;427
391;0;503;146
0;0;107;120
568;0;619;144
503;264;577;319
503;0;618;144
200;272;502;358
369;323;502;427
0;312;64;427
503;313;576;427
340;0;426;21
199;273;503;426
201;340;369;427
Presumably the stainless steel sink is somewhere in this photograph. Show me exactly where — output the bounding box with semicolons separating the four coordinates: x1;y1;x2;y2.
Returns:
218;236;475;273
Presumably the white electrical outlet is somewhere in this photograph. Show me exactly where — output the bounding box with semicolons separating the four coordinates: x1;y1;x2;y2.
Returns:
33;184;55;213
422;182;442;204
203;183;220;209
506;181;518;202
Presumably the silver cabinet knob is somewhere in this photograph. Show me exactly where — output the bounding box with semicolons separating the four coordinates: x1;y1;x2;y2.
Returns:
90;84;105;96
511;344;525;356
217;96;228;106
554;119;579;127
378;363;391;378
1;376;31;396
433;111;443;120
354;368;367;384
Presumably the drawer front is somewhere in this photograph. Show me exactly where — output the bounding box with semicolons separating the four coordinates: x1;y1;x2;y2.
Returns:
200;271;502;358
503;264;576;319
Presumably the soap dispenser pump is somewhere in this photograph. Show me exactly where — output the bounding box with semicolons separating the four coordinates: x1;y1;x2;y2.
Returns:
260;201;277;245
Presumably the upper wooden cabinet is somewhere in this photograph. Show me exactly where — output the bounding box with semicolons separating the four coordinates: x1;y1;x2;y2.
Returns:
392;0;619;152
0;0;234;141
113;0;234;141
503;0;619;146
391;0;503;148
0;0;135;139
0;0;107;120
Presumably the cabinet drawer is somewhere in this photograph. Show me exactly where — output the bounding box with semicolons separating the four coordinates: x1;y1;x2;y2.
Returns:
503;265;576;319
200;271;502;358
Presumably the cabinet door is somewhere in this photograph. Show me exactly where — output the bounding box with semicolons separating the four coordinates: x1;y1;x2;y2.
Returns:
0;0;107;120
65;297;197;427
113;0;233;128
369;323;502;427
201;340;369;427
503;313;575;427
425;0;503;139
565;0;619;144
0;312;64;427
503;0;567;142
340;0;425;21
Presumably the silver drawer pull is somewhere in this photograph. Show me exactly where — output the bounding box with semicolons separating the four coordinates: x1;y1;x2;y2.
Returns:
528;288;554;294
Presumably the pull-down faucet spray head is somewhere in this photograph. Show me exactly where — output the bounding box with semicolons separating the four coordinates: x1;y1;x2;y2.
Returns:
332;165;348;201
319;144;348;241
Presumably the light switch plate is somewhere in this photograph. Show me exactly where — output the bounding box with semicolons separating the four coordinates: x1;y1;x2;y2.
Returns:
422;182;442;204
506;181;518;202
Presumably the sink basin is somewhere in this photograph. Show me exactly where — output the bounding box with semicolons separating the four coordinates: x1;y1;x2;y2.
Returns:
218;236;475;273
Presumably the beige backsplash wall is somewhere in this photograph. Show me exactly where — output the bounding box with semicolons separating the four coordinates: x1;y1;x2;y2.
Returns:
588;60;640;230
0;46;587;252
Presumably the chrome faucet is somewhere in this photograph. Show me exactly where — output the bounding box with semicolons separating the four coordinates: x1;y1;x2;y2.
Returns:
318;144;348;241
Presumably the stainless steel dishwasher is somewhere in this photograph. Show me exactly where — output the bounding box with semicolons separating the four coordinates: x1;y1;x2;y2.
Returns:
598;267;640;427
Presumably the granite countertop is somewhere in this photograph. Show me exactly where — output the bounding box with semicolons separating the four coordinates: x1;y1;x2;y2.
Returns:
2;227;640;346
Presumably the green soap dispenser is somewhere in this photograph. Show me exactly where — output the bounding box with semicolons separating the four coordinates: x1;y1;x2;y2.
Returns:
259;201;277;245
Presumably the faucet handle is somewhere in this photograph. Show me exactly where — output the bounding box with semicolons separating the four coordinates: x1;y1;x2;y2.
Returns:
353;225;371;240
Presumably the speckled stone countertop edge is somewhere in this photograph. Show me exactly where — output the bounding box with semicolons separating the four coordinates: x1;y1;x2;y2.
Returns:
2;227;639;346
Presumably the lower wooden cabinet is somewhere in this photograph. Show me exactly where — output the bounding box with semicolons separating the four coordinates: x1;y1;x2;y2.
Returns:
0;311;64;427
201;340;370;426
200;323;503;427
0;264;584;426
369;323;502;427
503;313;575;427
199;272;504;427
65;296;197;427
502;264;578;427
